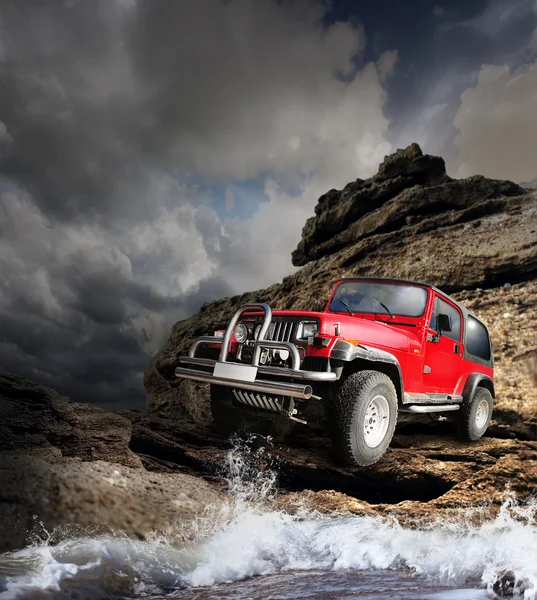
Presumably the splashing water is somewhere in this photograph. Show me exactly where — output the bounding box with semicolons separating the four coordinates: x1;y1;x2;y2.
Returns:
1;440;537;599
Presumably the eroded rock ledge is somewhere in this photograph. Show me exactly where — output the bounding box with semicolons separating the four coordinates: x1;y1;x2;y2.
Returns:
291;143;527;269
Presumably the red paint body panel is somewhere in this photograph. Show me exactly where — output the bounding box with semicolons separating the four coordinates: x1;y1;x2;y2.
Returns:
262;278;493;397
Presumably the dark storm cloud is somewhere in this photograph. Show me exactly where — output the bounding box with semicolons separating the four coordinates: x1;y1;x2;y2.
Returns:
0;0;150;221
0;310;148;408
1;0;389;408
0;0;365;219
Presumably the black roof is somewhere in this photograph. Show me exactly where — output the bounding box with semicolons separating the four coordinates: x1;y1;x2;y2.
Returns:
339;276;434;288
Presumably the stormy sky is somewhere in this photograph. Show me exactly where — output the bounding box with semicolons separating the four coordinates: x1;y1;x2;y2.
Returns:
0;0;536;409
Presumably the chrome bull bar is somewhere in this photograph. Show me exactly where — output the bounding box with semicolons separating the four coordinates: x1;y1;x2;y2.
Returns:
175;302;336;400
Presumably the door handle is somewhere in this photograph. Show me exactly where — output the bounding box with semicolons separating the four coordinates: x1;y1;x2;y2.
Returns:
454;344;460;354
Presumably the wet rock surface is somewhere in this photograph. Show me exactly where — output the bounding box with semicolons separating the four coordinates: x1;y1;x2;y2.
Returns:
0;374;225;553
2;371;537;553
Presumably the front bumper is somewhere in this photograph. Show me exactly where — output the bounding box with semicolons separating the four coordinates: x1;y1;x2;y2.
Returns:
174;302;337;400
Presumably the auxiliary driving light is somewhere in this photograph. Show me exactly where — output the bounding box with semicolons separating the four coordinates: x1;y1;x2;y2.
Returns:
234;323;248;343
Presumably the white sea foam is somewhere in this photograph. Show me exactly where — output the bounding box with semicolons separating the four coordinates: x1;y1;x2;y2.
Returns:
1;442;537;599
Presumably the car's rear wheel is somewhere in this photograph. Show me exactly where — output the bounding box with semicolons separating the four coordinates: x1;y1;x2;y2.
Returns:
457;387;493;441
333;370;398;467
210;385;294;440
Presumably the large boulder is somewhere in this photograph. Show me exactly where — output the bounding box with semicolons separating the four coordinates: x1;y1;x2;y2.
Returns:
0;373;141;467
0;374;224;552
292;143;526;266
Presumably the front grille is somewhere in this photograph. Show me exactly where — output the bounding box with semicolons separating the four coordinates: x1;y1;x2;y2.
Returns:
233;389;282;412
266;319;297;342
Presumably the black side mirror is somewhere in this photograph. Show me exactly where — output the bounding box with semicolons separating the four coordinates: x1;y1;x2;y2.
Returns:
437;313;452;334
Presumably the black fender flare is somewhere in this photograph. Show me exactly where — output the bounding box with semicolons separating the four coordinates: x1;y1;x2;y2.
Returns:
330;340;404;401
462;373;495;403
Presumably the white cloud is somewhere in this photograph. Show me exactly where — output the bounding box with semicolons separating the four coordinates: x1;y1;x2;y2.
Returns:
462;0;535;37
205;59;393;292
224;185;235;212
287;136;301;153
454;55;537;181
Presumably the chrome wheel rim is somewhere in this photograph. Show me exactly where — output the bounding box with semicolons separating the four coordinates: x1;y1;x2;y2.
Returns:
363;394;390;448
475;398;490;430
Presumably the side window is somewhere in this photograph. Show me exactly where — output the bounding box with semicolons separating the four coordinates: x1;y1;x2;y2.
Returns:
466;316;491;361
430;297;461;342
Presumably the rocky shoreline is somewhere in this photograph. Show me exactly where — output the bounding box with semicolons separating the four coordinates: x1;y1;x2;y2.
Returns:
2;370;537;554
2;144;537;554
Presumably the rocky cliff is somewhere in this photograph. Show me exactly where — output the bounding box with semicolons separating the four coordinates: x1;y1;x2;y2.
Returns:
137;144;537;534
292;142;526;269
146;143;537;422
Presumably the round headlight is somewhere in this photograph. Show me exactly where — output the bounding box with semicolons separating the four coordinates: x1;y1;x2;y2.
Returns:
254;324;262;340
234;323;248;343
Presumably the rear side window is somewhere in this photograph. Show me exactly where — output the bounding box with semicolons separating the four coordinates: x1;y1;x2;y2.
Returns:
466;315;491;361
430;296;461;342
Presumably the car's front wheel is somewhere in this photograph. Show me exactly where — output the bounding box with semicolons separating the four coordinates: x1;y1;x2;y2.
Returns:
333;370;398;467
457;387;493;441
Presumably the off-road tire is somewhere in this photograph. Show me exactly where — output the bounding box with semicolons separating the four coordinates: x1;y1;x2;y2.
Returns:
457;386;493;441
210;385;294;440
333;370;398;467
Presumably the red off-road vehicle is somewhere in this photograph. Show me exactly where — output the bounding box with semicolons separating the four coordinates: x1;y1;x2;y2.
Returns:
175;278;494;466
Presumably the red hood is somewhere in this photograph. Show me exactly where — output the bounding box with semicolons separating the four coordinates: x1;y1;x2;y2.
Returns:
272;309;419;354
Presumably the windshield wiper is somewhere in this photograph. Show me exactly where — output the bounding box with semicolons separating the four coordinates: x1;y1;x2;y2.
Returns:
332;295;353;316
372;295;394;319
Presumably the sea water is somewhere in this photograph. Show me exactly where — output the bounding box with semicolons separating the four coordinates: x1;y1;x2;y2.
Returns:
0;441;536;599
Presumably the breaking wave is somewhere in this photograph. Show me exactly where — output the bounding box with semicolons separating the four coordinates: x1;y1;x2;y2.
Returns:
1;439;537;599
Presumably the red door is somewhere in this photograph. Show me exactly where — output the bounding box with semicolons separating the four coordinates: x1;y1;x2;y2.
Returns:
423;295;463;394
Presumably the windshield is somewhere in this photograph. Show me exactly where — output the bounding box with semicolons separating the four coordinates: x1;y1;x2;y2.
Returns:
329;281;428;318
